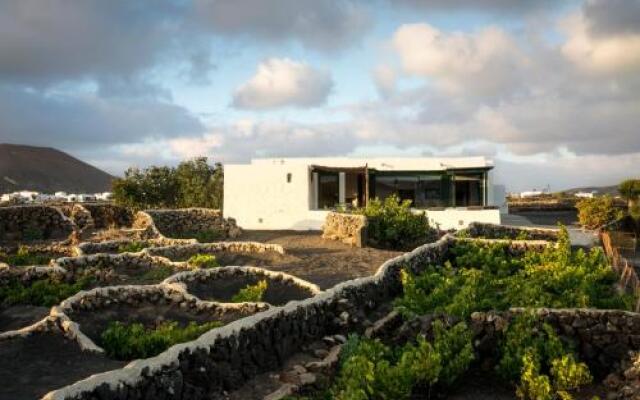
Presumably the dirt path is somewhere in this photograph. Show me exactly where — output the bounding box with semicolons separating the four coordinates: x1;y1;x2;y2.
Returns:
235;231;403;289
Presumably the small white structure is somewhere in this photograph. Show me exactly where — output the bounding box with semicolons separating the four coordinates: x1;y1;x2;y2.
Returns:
95;192;113;201
519;190;545;198
574;191;597;199
224;157;502;231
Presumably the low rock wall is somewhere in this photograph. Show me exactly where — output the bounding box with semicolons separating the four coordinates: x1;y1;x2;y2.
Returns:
146;241;285;260
81;204;134;229
77;238;195;255
0;206;75;242
133;208;242;240
465;222;559;241
42;235;455;400
322;212;368;247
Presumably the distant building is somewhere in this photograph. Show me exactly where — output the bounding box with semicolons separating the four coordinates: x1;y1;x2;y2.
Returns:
519;190;545;198
575;191;597;199
224;156;502;231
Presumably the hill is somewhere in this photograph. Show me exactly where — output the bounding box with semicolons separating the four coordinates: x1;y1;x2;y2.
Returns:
561;185;619;196
0;144;114;193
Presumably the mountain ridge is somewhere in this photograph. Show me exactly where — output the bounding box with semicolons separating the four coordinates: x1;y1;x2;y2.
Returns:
0;143;114;193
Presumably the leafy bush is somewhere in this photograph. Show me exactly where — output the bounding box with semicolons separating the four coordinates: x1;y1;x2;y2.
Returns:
576;195;623;229
231;280;268;303
100;320;223;360
0;246;52;266
117;241;148;253
187;254;219;269
356;195;437;250
331;322;473;400
112;157;223;210
0;276;93;307
139;265;175;282
395;226;632;319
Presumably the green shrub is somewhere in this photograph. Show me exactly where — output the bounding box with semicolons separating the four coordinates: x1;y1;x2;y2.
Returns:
0;276;93;307
231;280;268;303
576;195;623;229
356;195;437;250
100;320;223;360
395;226;632;319
22;226;44;241
117;241;148;253
0;246;52;266
187;254;219;269
139;265;175;282
331;322;473;400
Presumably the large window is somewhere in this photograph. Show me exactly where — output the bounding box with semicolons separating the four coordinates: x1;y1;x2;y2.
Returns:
453;173;483;207
317;172;339;209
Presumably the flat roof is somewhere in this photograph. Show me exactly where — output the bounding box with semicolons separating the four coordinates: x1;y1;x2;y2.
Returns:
241;157;493;171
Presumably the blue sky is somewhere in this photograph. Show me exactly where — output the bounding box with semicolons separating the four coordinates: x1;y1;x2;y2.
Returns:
0;0;638;192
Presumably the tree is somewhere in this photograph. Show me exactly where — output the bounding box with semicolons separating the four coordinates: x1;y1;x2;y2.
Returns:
112;158;223;210
576;195;623;229
619;179;640;217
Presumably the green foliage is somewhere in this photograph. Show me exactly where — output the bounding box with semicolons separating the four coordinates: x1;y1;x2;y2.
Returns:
139;265;175;282
231;280;268;303
187;254;219;269
331;322;474;400
100;320;223;360
112;157;223;210
576;195;623;229
117;241;148;253
0;246;52;266
502;314;592;400
619;179;640;202
395;226;632;319
0;276;93;307
22;226;44;241
175;229;224;243
356;194;437;250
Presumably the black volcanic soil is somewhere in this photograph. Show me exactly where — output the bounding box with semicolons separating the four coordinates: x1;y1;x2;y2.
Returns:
0;331;126;400
0;304;49;332
233;231;403;290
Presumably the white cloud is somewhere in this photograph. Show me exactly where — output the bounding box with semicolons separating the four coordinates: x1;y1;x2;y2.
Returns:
561;12;640;74
372;65;397;97
392;23;527;95
232;58;333;109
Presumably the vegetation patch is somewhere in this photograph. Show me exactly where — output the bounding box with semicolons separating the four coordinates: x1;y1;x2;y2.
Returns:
231;279;268;303
0;276;93;307
99;320;223;360
138;265;175;282
576;195;623;229
0;246;53;266
356;195;438;250
117;241;149;253
187;253;219;268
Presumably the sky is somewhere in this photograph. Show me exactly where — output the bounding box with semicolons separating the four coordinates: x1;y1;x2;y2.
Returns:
0;0;639;192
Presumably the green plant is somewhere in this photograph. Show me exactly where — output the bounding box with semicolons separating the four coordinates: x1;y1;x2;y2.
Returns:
99;320;223;360
0;276;93;307
620;179;640;218
187;254;219;268
231;280;268;302
576;195;623;229
139;265;175;282
0;246;52;266
356;194;437;250
22;226;44;241
117;241;148;253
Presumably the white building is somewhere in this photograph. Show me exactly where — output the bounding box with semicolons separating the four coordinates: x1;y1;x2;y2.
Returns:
224;157;502;231
519;190;545;198
574;191;597;198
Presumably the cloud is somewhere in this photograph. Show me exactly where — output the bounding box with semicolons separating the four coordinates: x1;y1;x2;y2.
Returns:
582;0;640;37
0;85;204;148
394;0;557;14
372;65;397;98
232;58;333;109
562;7;640;74
193;0;369;52
392;23;527;96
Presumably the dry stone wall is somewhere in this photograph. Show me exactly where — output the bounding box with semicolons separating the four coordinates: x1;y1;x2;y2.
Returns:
322;212;368;247
0;206;75;242
81;204;133;229
133;208;242;240
146;241;285;260
465;222;559;241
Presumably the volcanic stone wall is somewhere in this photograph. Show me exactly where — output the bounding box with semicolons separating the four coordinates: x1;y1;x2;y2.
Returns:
42;236;455;400
146;241;285;260
81;204;133;229
0;206;75;242
466;222;559;241
322;212;368;247
133;208;242;239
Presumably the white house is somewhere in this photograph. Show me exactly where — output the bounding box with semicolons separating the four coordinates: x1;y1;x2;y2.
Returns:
574;191;597;198
224;157;503;231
